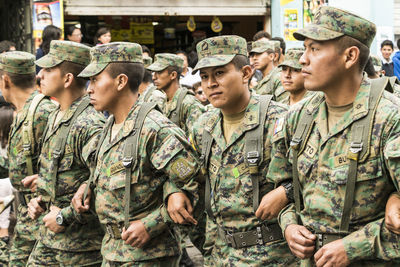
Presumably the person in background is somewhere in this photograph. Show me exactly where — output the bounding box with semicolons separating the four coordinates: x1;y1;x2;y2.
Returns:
0;41;16;53
176;50;201;88
141;45;152;58
36;25;62;74
65;25;82;43
94;27;111;46
392;39;400;80
252;30;271;41
192;82;209;106
380;40;394;77
271;37;286;65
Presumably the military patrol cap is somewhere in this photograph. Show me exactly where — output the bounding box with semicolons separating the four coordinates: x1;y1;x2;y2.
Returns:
370;55;382;72
143;55;153;68
79;42;143;78
278;48;304;70
147;53;184;72
250;40;280;54
35;40;90;68
0;51;35;74
293;6;376;48
193;35;247;73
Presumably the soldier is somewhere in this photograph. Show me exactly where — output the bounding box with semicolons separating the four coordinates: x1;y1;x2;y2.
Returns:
251;39;289;102
0;51;56;266
279;48;315;106
72;42;200;266
147;53;206;136
27;40;104;266
267;6;400;266
187;35;296;266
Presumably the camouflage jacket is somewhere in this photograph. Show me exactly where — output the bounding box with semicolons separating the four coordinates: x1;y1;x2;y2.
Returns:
190;93;295;265
93;101;200;262
280;90;315;106
164;86;206;136
268;78;400;265
37;95;105;251
138;84;167;111
8;90;56;192
253;67;289;102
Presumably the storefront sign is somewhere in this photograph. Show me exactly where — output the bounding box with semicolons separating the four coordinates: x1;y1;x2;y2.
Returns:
211;16;223;33
284;9;298;41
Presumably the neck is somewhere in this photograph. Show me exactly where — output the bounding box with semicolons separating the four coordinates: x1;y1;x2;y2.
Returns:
56;87;86;111
289;89;307;105
138;82;151;95
261;64;274;78
324;72;363;106
164;81;180;101
11;87;36;112
182;67;188;76
110;89;138;124
221;89;251;116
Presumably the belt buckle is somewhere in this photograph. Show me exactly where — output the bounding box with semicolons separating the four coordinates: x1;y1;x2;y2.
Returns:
317;233;323;250
225;230;236;248
256;226;263;245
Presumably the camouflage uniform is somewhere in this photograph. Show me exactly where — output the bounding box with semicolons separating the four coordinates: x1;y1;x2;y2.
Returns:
0;51;56;267
79;42;200;266
190;35;296;266
137;85;167;111
27;41;105;266
267;7;400;266
250;40;289;102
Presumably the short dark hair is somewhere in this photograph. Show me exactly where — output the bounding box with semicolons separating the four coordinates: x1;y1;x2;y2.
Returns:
106;62;144;93
141;45;151;57
58;61;88;89
335;35;370;72
271;37;286;55
364;57;377;78
166;65;183;81
40;25;62;55
0;69;36;89
142;69;152;84
94;27;110;45
193;81;201;90
176;50;187;59
0;105;14;148
0;40;16;53
381;39;394;50
253;31;271;41
66;25;79;37
231;54;250;70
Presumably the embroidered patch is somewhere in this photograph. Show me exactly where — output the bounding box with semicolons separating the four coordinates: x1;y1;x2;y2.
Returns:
64;144;73;155
108;162;125;176
171;159;195;179
303;143;317;159
273;117;284;135
334;154;348;167
232;163;247;178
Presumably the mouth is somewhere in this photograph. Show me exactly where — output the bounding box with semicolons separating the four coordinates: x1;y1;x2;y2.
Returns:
282;81;293;86
208;92;222;99
302;69;311;76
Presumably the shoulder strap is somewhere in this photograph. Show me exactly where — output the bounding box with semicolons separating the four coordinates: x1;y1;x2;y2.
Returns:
170;88;188;126
22;93;46;176
143;86;156;102
202;129;215;222
50;98;90;201
340;77;386;233
245;95;272;212
123;102;156;229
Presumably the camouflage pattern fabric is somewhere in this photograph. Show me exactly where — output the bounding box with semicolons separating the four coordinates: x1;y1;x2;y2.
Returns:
190;93;296;266
253;67;289;102
278;47;305;70
250;40;280;54
29;95;105;264
143;56;153;68
0;51;35;74
293;6;376;47
79;42;143;78
0;238;8;266
147;53;184;72
163;86;206;136
280;90;315;106
0;154;8;178
267;78;400;266
35;40;91;68
101;256;179;267
370;55;383;72
92;101;200;263
7;90;56;267
393;83;400;98
193;35;247;73
137;84;167;111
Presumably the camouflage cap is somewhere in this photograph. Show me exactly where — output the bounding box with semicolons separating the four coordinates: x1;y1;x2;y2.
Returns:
143;55;153;68
370;55;382;72
193;35;247;73
79;42;143;78
293;6;376;48
146;53;184;72
0;51;35;74
35;40;91;68
278;48;304;70
250;40;280;54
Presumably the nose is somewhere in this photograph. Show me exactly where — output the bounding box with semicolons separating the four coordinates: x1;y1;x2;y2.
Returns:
206;74;218;89
37;69;44;80
87;81;94;94
299;51;308;66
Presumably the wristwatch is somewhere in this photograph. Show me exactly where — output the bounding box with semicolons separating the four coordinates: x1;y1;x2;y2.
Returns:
56;211;64;226
281;182;294;203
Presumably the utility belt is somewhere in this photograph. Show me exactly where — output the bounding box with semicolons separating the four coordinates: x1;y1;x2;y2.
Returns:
218;222;283;249
105;223;124;239
18;192;35;206
313;232;348;252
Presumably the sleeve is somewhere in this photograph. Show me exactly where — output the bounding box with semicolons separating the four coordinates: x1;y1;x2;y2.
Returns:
140;208;167;238
184;98;206;135
278;203;298;236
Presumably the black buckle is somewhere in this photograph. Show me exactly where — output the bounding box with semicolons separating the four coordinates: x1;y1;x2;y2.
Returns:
122;157;133;168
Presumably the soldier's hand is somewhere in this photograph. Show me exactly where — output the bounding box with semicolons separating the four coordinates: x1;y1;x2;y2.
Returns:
22;174;38;193
121;220;150;248
72;183;91;214
385;192;400;234
256;185;288;220
43;206;65;233
285;224;316;259
314;239;350;267
28;195;44;220
167;192;197;225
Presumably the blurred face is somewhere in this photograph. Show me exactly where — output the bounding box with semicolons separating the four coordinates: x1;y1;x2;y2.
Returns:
152;69;173;91
87;68;118;112
194;86;208;105
252;51;274;72
381;45;393;61
199;62;250;112
177;53;188;70
300;38;345;91
98;32;111;44
281;65;304;93
37;66;64;97
0;74;7;101
68;28;82;43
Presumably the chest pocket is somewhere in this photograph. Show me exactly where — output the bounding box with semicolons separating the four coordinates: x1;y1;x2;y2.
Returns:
57;153;74;172
108;162;139;190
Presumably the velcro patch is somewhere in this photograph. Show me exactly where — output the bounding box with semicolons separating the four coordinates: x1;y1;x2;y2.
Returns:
334;154;348;167
108;162;125;177
171;158;195;179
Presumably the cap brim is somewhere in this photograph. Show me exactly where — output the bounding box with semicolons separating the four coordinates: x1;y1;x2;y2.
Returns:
278;60;302;70
250;47;267;54
147;62;167;72
78;62;109;78
293;25;344;42
192;54;235;74
35;54;63;68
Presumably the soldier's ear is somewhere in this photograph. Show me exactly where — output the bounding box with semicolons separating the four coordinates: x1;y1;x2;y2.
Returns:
2;73;11;90
64;73;74;88
116;73;128;92
343;46;360;70
241;65;252;85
